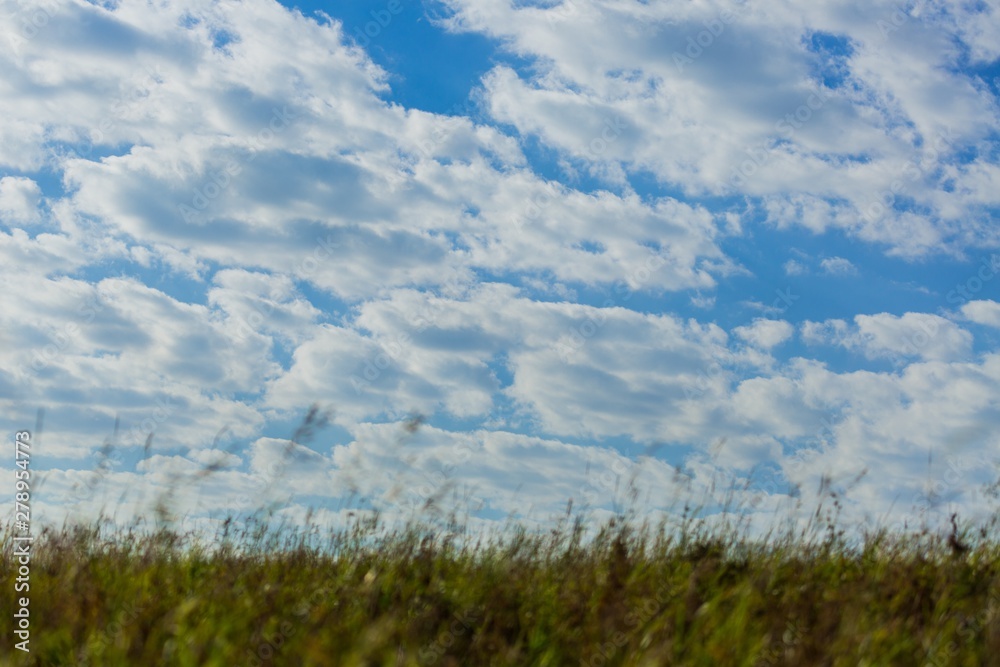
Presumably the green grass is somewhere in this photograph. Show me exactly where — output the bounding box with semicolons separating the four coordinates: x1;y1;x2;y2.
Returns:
2;509;999;666
4;410;999;665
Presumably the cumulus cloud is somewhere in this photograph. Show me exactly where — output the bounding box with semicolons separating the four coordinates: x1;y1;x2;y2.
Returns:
820;256;857;275
0;0;730;302
784;259;808;276
802;312;974;362
207;269;322;345
734;318;794;349
961;300;1000;329
0;0;733;455
265;283;736;443
801;318;849;346
436;0;1000;255
0;176;42;224
0;274;272;456
0;0;998;538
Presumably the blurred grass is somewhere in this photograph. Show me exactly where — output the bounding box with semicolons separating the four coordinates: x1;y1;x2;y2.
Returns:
2;408;999;666
2;509;999;666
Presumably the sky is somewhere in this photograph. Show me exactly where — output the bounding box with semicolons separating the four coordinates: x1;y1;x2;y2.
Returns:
1;0;999;538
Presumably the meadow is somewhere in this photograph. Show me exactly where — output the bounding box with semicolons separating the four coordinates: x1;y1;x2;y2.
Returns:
3;414;999;666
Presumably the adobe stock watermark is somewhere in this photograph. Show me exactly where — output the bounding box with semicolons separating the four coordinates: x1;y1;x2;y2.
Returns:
349;0;404;49
511;116;625;232
772;286;801;315
58;65;164;165
227;463;282;513
12;430;32;654
343;277;466;395
860;130;952;224
945;254;1000;306
187;584;335;667
574;452;654;512
6;0;60;54
13;280;128;383
231;296;284;342
178;106;297;224
864;252;999;366
921;590;1000;666
672;0;748;73
71;446;126;503
754;618;808;666
230;234;342;341
682;352;731;401
730;86;832;188
75;601;146;666
392;440;484;518
875;0;932;40
417;607;481;665
584;116;627;161
411;98;476;161
21;59;158;167
347;332;417;396
543;0;580;24
581;581;679;666
553;247;667;362
918;450;998;523
123;397;175;448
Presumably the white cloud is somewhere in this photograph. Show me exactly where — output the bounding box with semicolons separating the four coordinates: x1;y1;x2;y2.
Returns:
855;313;974;362
690;293;716;309
961;300;1000;329
207;269;321;345
0;176;42;224
734;318;794;350
0;274;272;457
264;283;736;441
0;0;998;539
820;256;857;275
784;259;808;276
437;0;1000;256
802;312;973;362
0;0;742;479
0;0;734;301
188;448;242;469
950;2;1000;64
801;318;849;346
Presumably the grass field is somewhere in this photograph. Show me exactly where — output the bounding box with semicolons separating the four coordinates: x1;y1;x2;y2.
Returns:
4;413;1000;666
2;504;999;666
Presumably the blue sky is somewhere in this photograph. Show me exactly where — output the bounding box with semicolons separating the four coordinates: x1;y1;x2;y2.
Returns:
2;0;999;537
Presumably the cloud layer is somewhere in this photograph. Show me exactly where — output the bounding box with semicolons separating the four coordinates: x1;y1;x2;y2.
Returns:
0;0;998;538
